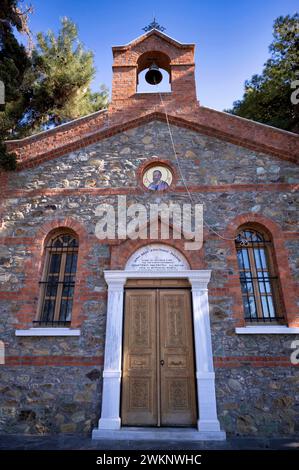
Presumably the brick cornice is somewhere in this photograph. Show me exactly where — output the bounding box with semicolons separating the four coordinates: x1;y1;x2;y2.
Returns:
4;107;299;171
5;108;108;146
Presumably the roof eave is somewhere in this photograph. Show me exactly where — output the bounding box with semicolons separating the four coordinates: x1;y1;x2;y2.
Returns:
112;28;195;52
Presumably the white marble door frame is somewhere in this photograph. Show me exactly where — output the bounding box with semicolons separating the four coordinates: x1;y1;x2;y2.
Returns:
93;269;225;440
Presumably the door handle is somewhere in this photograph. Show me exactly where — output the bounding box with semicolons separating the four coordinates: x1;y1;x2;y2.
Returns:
160;360;164;366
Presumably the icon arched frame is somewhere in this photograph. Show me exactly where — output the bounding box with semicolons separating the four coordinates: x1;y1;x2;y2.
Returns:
138;159;177;192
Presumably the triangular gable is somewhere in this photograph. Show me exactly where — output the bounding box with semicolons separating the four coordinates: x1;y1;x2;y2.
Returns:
6;108;298;170
112;28;194;52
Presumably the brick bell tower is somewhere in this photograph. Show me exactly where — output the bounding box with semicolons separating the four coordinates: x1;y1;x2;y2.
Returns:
109;27;199;116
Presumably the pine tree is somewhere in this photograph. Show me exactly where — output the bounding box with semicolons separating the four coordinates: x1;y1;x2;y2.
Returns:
20;17;108;134
1;11;109;170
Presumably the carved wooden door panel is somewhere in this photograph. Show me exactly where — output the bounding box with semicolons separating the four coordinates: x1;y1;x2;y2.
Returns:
122;288;197;426
159;290;197;426
121;290;157;426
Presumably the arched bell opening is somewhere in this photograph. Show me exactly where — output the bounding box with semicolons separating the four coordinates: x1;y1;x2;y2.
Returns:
136;50;172;93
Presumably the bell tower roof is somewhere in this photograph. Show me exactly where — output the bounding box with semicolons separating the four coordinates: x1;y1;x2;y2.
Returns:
112;28;195;52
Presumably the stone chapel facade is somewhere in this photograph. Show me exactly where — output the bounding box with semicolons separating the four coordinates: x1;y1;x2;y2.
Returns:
0;29;299;439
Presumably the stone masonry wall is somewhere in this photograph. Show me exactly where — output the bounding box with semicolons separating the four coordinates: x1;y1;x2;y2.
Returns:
0;366;102;434
0;120;298;435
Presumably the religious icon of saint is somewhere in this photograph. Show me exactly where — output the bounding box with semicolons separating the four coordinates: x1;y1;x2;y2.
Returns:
142;163;173;191
148;169;169;191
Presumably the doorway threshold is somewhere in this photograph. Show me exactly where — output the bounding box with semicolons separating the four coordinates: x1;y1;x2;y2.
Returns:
92;427;226;441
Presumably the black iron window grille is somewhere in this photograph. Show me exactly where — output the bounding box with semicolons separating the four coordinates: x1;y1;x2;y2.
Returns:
235;228;284;323
36;232;78;326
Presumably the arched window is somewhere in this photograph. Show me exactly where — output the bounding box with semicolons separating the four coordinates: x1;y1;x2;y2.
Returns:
35;231;79;326
235;227;284;323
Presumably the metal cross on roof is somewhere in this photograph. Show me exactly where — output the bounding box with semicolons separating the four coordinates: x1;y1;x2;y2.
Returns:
142;17;166;33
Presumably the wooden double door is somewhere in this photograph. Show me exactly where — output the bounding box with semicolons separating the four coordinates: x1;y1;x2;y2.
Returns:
121;281;197;427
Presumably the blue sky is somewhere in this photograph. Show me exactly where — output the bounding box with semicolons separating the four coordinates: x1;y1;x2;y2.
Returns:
22;0;298;111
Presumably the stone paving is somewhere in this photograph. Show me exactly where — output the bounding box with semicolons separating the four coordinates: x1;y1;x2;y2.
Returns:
0;434;299;450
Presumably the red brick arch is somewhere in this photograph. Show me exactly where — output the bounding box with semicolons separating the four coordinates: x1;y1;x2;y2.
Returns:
137;50;171;75
224;213;298;327
19;218;91;329
110;237;205;271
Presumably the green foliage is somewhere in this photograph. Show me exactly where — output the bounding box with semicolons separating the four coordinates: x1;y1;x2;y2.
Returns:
0;9;109;170
21;17;109;134
0;1;32;170
0;1;25;33
227;14;299;133
0;141;16;170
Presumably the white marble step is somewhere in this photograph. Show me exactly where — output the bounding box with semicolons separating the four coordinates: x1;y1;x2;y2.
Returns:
92;427;226;441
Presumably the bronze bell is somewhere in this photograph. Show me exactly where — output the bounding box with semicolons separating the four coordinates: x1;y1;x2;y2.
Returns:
145;62;163;85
